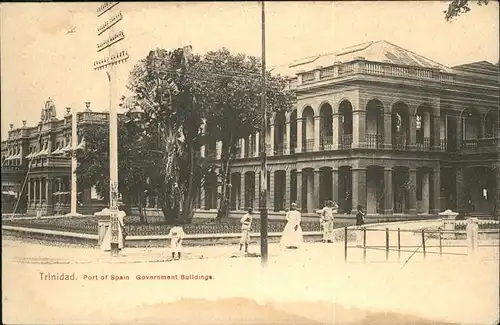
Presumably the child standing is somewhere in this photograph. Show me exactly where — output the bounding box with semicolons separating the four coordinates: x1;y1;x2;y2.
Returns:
167;224;186;260
239;208;253;253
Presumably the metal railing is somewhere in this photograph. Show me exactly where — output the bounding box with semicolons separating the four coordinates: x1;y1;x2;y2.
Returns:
343;221;499;263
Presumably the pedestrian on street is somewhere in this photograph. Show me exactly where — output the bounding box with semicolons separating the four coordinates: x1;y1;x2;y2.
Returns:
167;223;186;260
319;200;335;243
356;205;365;226
355;205;366;247
280;202;303;249
239;208;253;253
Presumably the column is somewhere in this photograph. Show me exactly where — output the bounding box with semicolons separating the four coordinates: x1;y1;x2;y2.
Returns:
269;125;275;156
332;114;340;150
408;169;417;214
240;138;245;158
383;112;392;149
352;110;366;148
39;178;43;205
351;168;367;214
284;171;290;210
455;115;463;150
314;116;321;151
200;186;206;210
27;179;31;208
46;177;53;215
296;118;303;153
383;168;393;214
253;171;260;210
409;115;417;150
255;132;260;157
240;172;246;210
285;121;291;155
421;171;430;214
331;168;339;205
430;168;441;214
431;114;441;150
455;167;467;214
314;170;321;209
296;170;303;212
269;171;275;212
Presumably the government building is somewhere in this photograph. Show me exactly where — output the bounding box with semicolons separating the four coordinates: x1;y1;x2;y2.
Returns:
2;41;499;218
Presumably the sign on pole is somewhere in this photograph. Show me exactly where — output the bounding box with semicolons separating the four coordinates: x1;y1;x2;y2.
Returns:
94;2;128;256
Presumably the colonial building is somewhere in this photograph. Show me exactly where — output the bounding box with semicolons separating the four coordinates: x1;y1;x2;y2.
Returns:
201;41;499;218
1;100;109;215
2;41;499;218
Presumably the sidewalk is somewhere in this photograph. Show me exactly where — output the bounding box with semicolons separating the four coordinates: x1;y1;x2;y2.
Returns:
6;236;285;264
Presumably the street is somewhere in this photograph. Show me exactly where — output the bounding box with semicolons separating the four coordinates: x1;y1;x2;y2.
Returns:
2;235;498;325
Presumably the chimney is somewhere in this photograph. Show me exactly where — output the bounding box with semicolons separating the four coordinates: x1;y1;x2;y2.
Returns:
85;102;91;112
22;120;27;127
9;124;14;130
66;107;71;116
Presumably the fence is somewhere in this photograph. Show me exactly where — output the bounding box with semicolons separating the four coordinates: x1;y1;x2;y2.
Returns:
342;219;499;263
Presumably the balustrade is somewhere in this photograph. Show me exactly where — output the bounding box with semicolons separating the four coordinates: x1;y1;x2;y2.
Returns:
415;137;431;151
302;139;315;153
320;136;333;150
366;134;383;149
392;134;408;150
340;134;353;149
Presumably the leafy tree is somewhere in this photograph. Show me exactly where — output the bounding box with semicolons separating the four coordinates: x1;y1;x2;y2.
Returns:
444;0;490;21
75;118;156;224
127;46;209;224
189;48;295;222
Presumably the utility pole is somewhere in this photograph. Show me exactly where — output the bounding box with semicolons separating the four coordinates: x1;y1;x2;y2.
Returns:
260;1;268;267
94;2;129;256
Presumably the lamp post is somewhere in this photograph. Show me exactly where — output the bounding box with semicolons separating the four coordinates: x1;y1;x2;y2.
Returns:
94;2;129;256
259;1;268;267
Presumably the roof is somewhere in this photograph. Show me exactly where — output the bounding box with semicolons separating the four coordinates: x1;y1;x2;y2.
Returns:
451;61;499;76
272;40;455;77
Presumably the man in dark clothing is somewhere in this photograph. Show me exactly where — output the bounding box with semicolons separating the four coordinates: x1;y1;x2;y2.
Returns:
356;205;365;226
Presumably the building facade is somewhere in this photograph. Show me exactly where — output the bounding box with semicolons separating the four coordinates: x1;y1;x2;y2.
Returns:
2;41;499;218
200;41;499;218
1;100;109;216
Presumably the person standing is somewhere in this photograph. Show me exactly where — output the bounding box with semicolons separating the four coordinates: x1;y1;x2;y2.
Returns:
356;205;366;247
320;200;338;243
356;205;365;226
167;224;186;260
280;202;303;249
239;208;253;253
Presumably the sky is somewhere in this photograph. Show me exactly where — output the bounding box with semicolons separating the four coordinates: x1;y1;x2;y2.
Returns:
1;1;499;140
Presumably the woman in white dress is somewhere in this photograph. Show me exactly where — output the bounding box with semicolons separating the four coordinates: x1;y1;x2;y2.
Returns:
280;202;303;249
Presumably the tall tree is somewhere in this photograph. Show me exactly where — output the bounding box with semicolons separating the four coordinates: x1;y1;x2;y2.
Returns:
127;46;208;224
444;0;490;21
190;48;295;222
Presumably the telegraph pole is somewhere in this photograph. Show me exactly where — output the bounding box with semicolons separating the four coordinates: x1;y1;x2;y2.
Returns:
260;1;268;267
94;2;129;256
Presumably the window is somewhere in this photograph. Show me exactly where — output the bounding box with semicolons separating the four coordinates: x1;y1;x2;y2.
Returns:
91;186;104;200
